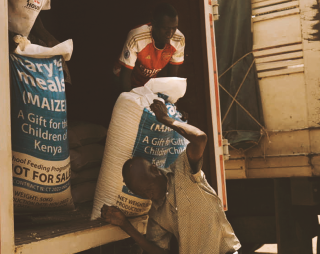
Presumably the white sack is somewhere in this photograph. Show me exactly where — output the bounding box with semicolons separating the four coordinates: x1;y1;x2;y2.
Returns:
13;35;73;61
91;78;188;219
8;0;51;36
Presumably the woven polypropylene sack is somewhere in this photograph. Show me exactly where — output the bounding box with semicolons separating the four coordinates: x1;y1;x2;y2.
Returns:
72;181;97;204
10;51;74;213
91;78;187;219
70;144;104;172
68;121;107;149
70;167;100;185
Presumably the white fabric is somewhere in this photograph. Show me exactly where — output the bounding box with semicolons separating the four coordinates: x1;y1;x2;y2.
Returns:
8;0;51;36
14;37;73;61
170;33;185;64
144;77;187;104
13;35;31;51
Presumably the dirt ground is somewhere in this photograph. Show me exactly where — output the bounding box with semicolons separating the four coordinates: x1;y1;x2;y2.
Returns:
254;237;317;254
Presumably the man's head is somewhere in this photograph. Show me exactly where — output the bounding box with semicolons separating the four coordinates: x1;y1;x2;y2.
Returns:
151;3;179;46
122;157;167;201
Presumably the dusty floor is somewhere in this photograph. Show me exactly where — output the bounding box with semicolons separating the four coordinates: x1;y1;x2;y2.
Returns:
254;237;317;254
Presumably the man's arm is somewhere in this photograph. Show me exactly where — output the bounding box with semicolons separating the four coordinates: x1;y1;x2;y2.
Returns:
150;100;207;172
119;66;133;92
101;205;168;254
167;64;179;77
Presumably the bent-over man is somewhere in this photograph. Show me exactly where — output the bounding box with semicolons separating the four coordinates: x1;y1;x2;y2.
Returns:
101;99;241;254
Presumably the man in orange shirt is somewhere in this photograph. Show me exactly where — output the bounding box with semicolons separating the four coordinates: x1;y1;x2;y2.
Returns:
113;3;185;92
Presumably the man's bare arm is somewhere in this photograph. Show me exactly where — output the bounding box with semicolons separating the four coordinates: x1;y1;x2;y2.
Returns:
119;66;133;92
101;205;168;254
150;100;207;171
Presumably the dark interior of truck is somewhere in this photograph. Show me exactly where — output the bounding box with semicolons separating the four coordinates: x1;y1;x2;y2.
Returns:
38;0;220;196
40;1;205;128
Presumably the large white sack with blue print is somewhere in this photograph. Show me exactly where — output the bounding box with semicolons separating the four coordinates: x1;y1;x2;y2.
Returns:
91;78;188;219
10;40;74;213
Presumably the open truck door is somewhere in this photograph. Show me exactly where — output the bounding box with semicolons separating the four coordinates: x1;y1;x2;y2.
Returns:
202;0;228;211
0;0;15;253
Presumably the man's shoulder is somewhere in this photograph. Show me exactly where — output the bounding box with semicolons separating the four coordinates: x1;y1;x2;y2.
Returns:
128;23;152;39
126;23;152;50
170;29;185;49
173;29;185;39
168;149;188;172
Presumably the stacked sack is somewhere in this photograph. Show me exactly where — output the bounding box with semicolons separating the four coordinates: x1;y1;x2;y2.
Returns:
91;77;188;219
68;121;107;204
10;37;75;213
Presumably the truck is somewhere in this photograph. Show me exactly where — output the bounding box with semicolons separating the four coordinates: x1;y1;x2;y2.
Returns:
0;0;319;253
223;0;320;253
0;0;226;253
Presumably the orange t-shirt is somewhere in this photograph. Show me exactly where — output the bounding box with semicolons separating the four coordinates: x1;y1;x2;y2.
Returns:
113;23;185;88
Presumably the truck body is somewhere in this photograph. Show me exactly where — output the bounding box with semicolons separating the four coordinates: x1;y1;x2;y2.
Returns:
226;0;320;180
223;0;320;252
0;0;225;253
2;0;320;253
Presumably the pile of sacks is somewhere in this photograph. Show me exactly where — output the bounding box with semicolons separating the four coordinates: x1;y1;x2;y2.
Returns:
68;121;107;204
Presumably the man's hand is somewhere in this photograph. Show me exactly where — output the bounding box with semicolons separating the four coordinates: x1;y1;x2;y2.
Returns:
150;99;169;123
101;204;167;254
150;99;206;172
101;204;129;229
179;109;188;122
